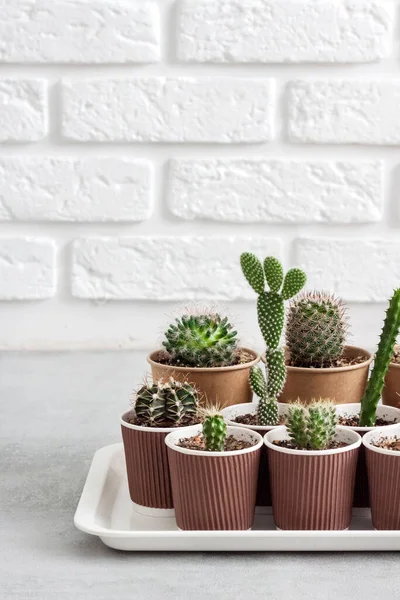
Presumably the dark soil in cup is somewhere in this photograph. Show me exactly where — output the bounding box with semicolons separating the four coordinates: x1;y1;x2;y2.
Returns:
337;414;397;428
177;434;255;452
371;435;400;451
234;413;287;427
273;440;348;451
152;348;254;368
287;354;366;369
126;412;199;429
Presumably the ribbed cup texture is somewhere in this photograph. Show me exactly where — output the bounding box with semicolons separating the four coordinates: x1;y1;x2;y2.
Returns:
268;448;359;530
366;448;400;529
167;448;261;530
121;425;173;509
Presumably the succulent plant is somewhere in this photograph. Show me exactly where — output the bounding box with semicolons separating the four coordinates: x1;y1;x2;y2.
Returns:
286;291;349;368
287;399;337;450
134;377;199;426
202;407;227;452
249;365;278;425
162;312;238;368
240;253;306;425
360;289;400;427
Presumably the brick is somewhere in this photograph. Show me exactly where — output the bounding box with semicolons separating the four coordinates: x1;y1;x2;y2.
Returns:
0;79;47;142
62;78;274;142
0;1;160;63
295;238;400;302
0;238;55;300
72;237;282;300
168;159;383;223
177;0;392;63
288;81;400;145
0;158;152;222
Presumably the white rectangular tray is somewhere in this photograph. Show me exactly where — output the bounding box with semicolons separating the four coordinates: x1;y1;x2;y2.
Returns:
74;443;400;551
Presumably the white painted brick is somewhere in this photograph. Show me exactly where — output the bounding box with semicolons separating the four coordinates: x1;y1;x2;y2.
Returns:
72;237;282;300
0;158;152;222
177;0;391;63
0;238;55;300
62;78;274;142
0;80;47;142
168;159;383;223
295;238;400;302
0;1;160;63
288;81;400;145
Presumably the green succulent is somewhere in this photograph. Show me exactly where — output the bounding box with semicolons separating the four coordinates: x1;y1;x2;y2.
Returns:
287;400;337;450
134;377;198;426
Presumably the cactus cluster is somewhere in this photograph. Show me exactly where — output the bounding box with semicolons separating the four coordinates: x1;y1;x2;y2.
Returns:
240;254;306;425
162;312;238;368
202;407;227;451
134;377;199;427
360;289;400;427
287;400;337;450
286;292;349;368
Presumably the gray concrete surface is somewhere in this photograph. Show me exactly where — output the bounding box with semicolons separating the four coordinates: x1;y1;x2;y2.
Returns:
1;351;399;600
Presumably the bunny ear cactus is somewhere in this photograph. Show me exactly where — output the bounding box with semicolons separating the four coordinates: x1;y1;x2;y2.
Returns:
359;289;400;427
240;253;306;426
202;408;227;452
249;365;278;425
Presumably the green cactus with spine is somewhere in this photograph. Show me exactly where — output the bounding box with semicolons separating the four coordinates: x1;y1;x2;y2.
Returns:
134;377;199;426
287;400;337;450
202;408;227;451
162;312;238;368
240;253;306;426
359;289;400;427
286;291;349;367
249;365;278;425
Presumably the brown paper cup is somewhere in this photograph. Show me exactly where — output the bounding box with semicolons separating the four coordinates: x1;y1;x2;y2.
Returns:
148;348;260;408
265;426;361;530
382;348;400;409
166;425;262;530
276;346;372;406
364;424;400;529
335;404;400;508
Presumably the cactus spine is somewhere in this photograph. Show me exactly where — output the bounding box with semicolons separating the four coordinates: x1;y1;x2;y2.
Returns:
286;292;349;367
241;253;306;425
134;378;198;427
202;408;227;452
287;400;336;450
359;289;400;427
163;312;238;368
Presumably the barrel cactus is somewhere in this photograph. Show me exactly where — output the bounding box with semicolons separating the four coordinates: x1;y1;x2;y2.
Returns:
287;399;337;450
134;377;199;426
162;311;238;368
360;289;400;427
202;408;227;452
240;253;306;426
286;291;349;368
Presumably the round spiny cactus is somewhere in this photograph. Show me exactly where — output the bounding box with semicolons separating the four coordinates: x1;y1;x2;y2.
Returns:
286;291;349;368
287;399;336;450
202;407;227;452
134;377;198;426
162;312;238;368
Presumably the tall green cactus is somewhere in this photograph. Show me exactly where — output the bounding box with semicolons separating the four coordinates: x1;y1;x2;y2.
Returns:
241;253;306;425
359;289;400;427
202;408;227;452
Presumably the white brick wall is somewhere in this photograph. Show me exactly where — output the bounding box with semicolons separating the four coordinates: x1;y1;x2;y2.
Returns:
0;0;398;351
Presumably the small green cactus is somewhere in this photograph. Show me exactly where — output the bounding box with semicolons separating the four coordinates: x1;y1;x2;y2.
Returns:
287;400;337;450
202;407;227;452
360;289;400;427
286;291;349;367
162;311;238;368
241;253;306;425
249;365;278;425
134;377;199;426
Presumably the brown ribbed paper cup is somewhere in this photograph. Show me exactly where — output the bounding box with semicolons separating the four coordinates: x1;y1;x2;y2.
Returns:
221;402;289;508
121;411;188;516
148;349;260;408
335;404;400;508
166;425;262;530
364;424;400;530
265;426;361;530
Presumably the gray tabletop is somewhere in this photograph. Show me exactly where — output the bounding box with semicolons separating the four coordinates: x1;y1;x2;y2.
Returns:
1;351;398;600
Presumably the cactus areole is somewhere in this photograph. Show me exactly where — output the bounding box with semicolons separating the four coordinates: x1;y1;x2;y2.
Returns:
240;253;306;426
